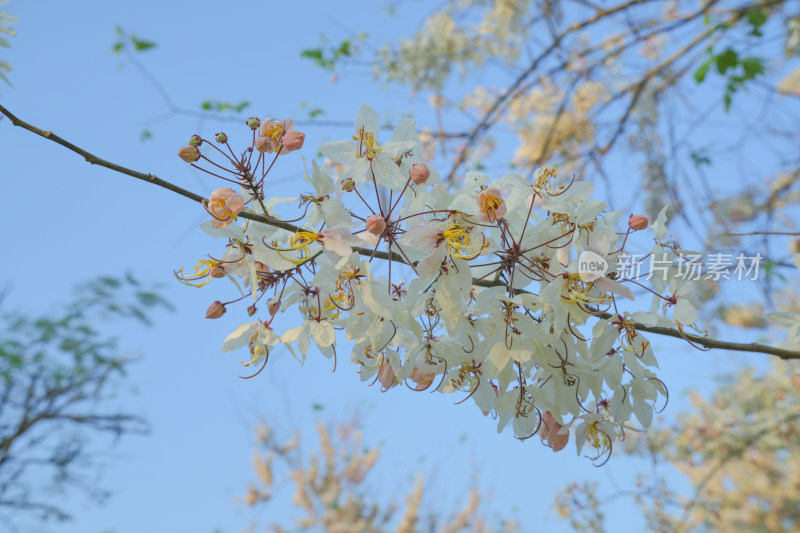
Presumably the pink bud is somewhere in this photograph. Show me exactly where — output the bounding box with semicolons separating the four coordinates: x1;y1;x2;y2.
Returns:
210;266;226;278
178;145;201;163
341;178;355;192
205;301;226;319
377;361;397;390
629;214;649;231
281;130;305;153
255;136;276;153
540;411;569;452
365;215;386;236
409;163;430;185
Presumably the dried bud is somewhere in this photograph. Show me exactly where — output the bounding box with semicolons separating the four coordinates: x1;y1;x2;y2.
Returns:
215;132;228;144
281;130;305;153
255;136;276;153
247;305;257;316
341;178;355;192
629;214;649;231
188;134;203;146
409;163;430;185
178;145;201;163
365;215;386;236
205;301;226;319
246;117;260;130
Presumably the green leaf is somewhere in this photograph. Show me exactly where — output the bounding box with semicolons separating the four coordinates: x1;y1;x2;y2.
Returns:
746;10;767;36
715;49;738;74
140;129;153;142
111;41;124;54
131;36;156;52
741;57;765;79
694;61;711;83
309;108;325;118
690;150;711;168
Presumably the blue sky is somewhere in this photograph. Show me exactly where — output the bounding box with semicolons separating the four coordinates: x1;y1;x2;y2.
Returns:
1;1;793;532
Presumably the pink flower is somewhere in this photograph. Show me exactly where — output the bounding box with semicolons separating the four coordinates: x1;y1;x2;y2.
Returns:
206;187;245;228
477;188;507;223
410;364;436;391
539;411;569;452
365;215;386;236
409;163;430;185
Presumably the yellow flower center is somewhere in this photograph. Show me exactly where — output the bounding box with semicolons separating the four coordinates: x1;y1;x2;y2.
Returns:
273;228;320;264
479;193;503;222
353;126;382;159
442;224;487;260
562;273;608;305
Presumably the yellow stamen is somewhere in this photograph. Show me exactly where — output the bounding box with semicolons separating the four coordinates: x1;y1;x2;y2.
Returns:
273;227;320;264
174;259;220;287
442;224;487;260
352;126;382;159
561;273;608;305
479;193;503;222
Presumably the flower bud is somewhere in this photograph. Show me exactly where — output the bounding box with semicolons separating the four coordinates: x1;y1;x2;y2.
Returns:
205;301;226;319
255;136;276;153
629;214;649;231
215;132;228;143
246;117;260;130
341;178;355;192
281;130;305;153
178;145;201;163
188;134;203;146
247;305;257;316
409;163;430;185
365;215;386;236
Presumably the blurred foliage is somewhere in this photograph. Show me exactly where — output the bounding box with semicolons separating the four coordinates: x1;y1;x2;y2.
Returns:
0;274;172;524
0;0;17;91
111;25;156;54
555;360;800;532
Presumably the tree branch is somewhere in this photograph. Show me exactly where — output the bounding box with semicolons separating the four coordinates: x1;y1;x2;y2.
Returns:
2;104;798;361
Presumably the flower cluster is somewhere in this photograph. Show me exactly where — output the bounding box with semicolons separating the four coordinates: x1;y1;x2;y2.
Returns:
176;104;702;463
